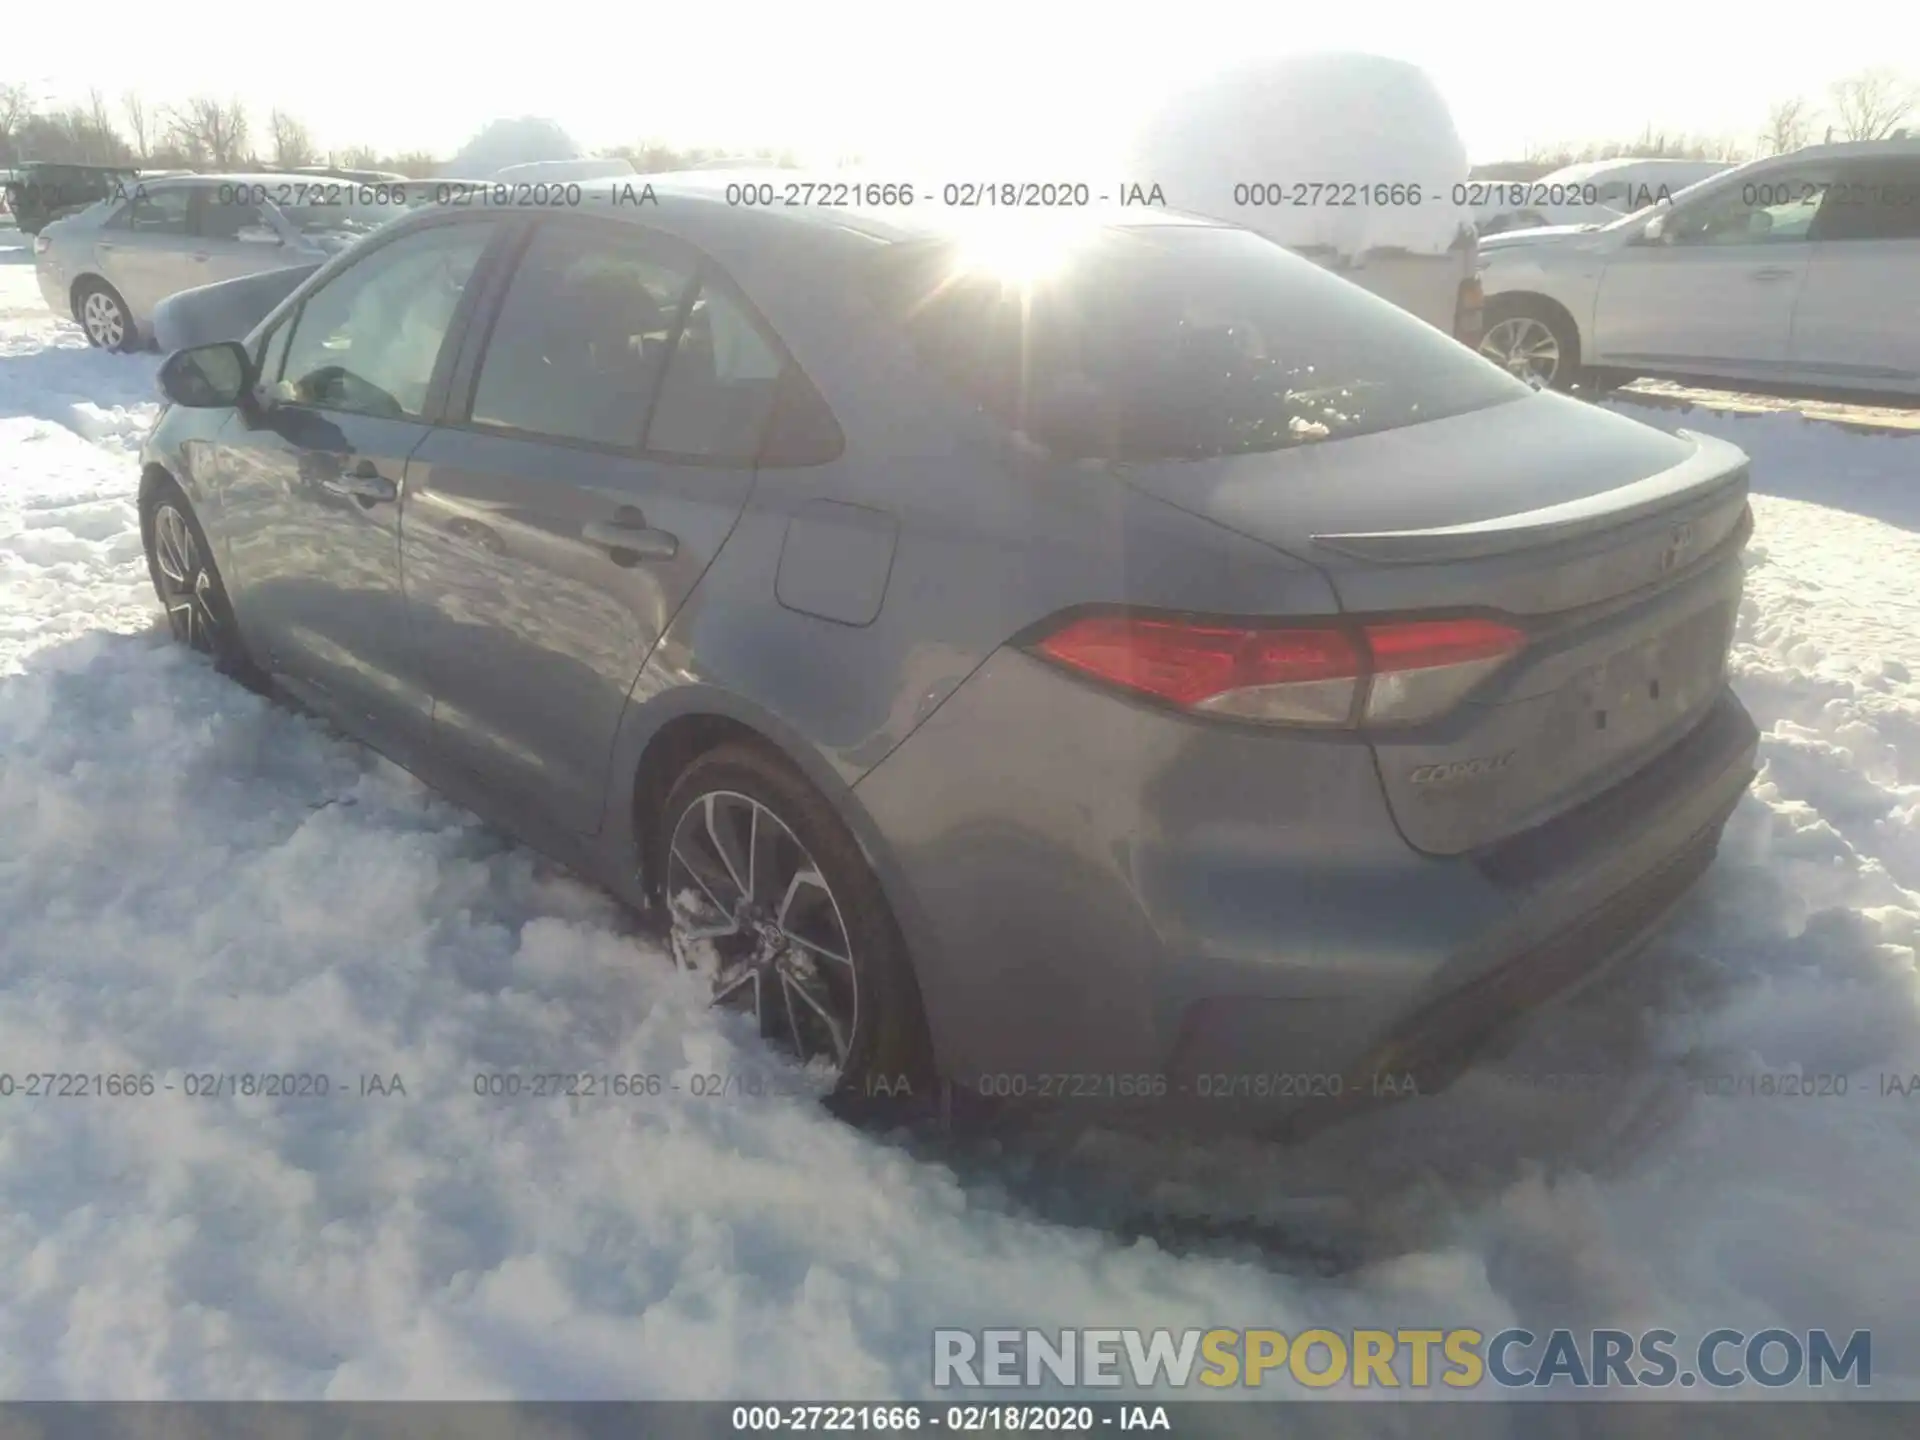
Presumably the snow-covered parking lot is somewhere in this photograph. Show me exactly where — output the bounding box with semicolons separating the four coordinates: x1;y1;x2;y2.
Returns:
3;232;1919;1409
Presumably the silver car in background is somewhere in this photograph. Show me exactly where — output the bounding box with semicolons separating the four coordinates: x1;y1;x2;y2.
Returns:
34;172;419;351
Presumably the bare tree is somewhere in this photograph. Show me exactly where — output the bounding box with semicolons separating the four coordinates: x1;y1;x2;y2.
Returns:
163;96;252;167
336;143;382;171
1829;68;1919;141
269;109;317;169
0;81;33;164
121;91;149;163
1760;96;1813;155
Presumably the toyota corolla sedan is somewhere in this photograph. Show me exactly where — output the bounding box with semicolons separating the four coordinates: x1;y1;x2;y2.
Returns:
140;175;1759;1131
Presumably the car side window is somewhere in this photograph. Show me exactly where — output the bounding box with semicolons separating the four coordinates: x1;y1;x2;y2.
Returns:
276;222;493;420
1809;161;1920;243
198;191;274;242
643;281;787;462
117;187;191;236
1668;169;1831;246
468;224;696;449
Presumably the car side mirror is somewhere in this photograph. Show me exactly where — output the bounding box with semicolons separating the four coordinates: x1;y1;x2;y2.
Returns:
236;224;283;246
158;341;252;407
1639;213;1669;244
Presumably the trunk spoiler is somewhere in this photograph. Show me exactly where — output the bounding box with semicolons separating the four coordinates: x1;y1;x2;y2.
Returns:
1311;430;1749;563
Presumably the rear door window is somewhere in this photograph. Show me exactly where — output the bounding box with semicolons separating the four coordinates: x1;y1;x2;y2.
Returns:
1809;160;1920;243
642;282;787;462
467;223;696;449
874;223;1528;461
197;190;275;242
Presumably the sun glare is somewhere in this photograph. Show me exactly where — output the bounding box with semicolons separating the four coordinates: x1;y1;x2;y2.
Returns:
945;215;1097;286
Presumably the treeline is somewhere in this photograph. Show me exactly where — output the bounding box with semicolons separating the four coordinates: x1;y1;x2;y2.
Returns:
1476;68;1918;180
0;86;799;175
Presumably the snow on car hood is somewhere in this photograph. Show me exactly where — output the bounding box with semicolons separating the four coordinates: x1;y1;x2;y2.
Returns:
1126;53;1474;259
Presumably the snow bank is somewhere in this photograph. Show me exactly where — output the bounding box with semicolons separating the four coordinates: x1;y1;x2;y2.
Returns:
1126;52;1474;258
3;262;1920;1409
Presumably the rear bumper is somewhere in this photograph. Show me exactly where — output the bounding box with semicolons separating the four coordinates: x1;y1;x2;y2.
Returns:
35;261;69;320
854;647;1756;1130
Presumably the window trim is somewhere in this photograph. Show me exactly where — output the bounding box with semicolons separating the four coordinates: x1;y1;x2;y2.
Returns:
261;211;512;427
438;211;843;469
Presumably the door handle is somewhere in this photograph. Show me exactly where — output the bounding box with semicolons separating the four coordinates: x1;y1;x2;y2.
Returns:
98;241;118;251
582;517;678;562
1749;266;1797;281
320;460;398;504
191;251;209;262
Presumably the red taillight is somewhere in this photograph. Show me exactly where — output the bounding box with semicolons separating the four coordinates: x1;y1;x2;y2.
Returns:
1030;611;1525;728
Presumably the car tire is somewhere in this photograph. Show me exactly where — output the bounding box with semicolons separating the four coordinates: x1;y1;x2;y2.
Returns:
140;475;262;683
658;742;933;1104
1478;297;1580;392
74;278;135;352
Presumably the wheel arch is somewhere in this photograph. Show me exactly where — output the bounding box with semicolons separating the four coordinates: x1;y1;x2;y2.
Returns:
1484;289;1585;368
616;689;949;1073
69;272;118;319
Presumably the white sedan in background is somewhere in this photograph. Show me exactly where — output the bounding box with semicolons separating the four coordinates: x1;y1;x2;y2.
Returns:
33;172;417;351
1475;139;1920;399
1472;157;1731;236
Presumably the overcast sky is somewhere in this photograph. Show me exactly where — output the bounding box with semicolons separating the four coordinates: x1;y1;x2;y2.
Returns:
10;0;1917;165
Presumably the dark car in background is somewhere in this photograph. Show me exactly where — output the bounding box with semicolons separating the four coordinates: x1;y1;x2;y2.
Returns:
5;162;160;234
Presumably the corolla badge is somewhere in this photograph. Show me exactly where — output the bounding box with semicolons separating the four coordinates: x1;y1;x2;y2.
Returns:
1409;751;1517;785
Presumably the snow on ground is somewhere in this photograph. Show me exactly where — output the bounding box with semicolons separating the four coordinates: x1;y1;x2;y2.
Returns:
2;239;1920;1411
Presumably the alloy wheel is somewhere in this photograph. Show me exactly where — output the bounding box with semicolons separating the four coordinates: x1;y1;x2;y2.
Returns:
152;504;223;653
1479;315;1560;388
82;289;126;349
666;789;859;1076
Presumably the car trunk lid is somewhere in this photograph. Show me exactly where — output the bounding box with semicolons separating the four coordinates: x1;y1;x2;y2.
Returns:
1108;393;1751;855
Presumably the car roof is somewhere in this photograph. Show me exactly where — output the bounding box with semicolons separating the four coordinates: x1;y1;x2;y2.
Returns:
441;168;1232;247
1767;137;1920;162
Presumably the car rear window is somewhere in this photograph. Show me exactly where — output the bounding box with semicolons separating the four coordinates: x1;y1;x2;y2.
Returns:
870;224;1527;461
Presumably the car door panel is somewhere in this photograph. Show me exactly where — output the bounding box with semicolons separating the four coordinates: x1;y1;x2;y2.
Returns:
397;218;786;837
1789;162;1920;394
97;186;202;316
401;431;753;831
206;216;505;744
1790;238;1920;392
1590;244;1814;373
197;193;297;285
217;406;438;739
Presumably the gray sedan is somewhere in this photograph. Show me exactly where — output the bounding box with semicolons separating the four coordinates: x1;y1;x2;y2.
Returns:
137;177;1759;1132
35;172;417;351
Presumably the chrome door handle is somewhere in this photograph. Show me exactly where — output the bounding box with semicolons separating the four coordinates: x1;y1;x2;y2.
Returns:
320;461;397;503
582;518;678;561
1749;266;1797;281
191;251;210;262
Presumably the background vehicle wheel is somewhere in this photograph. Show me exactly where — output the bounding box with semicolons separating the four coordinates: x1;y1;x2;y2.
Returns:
140;477;261;682
1479;298;1579;391
75;280;135;352
659;743;932;1101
